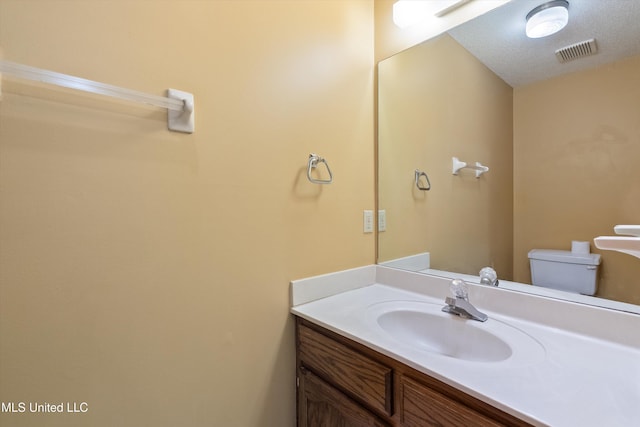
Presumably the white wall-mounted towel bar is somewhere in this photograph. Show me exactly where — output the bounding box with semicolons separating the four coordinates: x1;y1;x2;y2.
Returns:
0;60;194;133
452;157;489;178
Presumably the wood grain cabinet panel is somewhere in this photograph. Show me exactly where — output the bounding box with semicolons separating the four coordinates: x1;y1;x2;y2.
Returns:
402;376;503;427
298;368;391;427
298;323;393;416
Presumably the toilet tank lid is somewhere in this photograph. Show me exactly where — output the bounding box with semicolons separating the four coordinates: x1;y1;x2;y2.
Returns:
528;249;601;265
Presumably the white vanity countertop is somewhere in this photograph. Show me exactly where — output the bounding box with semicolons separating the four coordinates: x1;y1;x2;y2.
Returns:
290;265;640;427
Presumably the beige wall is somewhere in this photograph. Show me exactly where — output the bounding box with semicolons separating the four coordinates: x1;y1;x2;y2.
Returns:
514;55;640;305
0;1;374;426
378;34;513;277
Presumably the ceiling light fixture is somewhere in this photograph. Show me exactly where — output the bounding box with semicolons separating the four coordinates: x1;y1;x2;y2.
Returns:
393;1;431;29
393;0;472;29
526;0;569;39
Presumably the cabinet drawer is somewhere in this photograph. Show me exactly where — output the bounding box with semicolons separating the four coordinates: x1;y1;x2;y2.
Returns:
402;376;503;427
298;324;393;416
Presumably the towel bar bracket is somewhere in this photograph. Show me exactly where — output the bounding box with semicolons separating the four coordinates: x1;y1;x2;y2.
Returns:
167;89;194;133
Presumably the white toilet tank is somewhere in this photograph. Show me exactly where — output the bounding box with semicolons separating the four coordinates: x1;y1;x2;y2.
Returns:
528;249;601;295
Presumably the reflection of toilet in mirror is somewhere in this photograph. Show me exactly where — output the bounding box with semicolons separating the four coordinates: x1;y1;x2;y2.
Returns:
528;248;601;296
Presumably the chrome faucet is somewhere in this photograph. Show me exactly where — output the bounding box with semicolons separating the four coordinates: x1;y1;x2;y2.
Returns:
442;279;488;322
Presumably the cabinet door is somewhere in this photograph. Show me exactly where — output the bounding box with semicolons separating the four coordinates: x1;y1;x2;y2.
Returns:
299;368;390;427
402;376;504;427
298;324;393;415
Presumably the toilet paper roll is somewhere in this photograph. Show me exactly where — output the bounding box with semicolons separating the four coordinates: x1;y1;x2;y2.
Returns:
571;240;590;254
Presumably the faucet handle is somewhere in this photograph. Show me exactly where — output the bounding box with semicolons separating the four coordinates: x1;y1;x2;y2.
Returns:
450;278;469;301
479;267;498;286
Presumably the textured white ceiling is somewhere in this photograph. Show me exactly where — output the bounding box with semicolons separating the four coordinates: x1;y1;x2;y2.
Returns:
448;0;640;87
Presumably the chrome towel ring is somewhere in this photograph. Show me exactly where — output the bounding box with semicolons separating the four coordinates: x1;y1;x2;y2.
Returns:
415;169;431;191
307;154;333;184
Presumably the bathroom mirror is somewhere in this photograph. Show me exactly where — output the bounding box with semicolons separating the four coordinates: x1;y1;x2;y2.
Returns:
377;0;640;312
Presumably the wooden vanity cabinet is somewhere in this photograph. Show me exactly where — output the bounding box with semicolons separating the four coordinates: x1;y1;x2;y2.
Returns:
295;317;531;427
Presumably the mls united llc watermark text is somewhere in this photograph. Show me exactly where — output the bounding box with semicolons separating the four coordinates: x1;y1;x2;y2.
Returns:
2;401;88;414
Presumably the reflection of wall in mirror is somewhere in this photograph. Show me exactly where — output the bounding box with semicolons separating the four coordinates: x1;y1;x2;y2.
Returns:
377;34;514;278
378;31;640;306
514;55;640;305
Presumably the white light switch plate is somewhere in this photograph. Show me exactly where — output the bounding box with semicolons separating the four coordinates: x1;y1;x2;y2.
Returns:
378;209;386;232
363;210;374;233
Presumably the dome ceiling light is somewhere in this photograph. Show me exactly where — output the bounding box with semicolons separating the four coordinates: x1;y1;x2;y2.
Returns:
526;0;569;39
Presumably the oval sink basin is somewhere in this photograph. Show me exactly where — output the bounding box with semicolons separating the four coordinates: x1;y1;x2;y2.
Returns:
378;309;511;362
366;301;545;365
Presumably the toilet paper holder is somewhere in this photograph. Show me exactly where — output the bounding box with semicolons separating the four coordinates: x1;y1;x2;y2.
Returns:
452;157;489;178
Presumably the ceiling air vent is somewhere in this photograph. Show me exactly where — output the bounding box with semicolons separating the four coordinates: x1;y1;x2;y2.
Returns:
555;38;598;63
